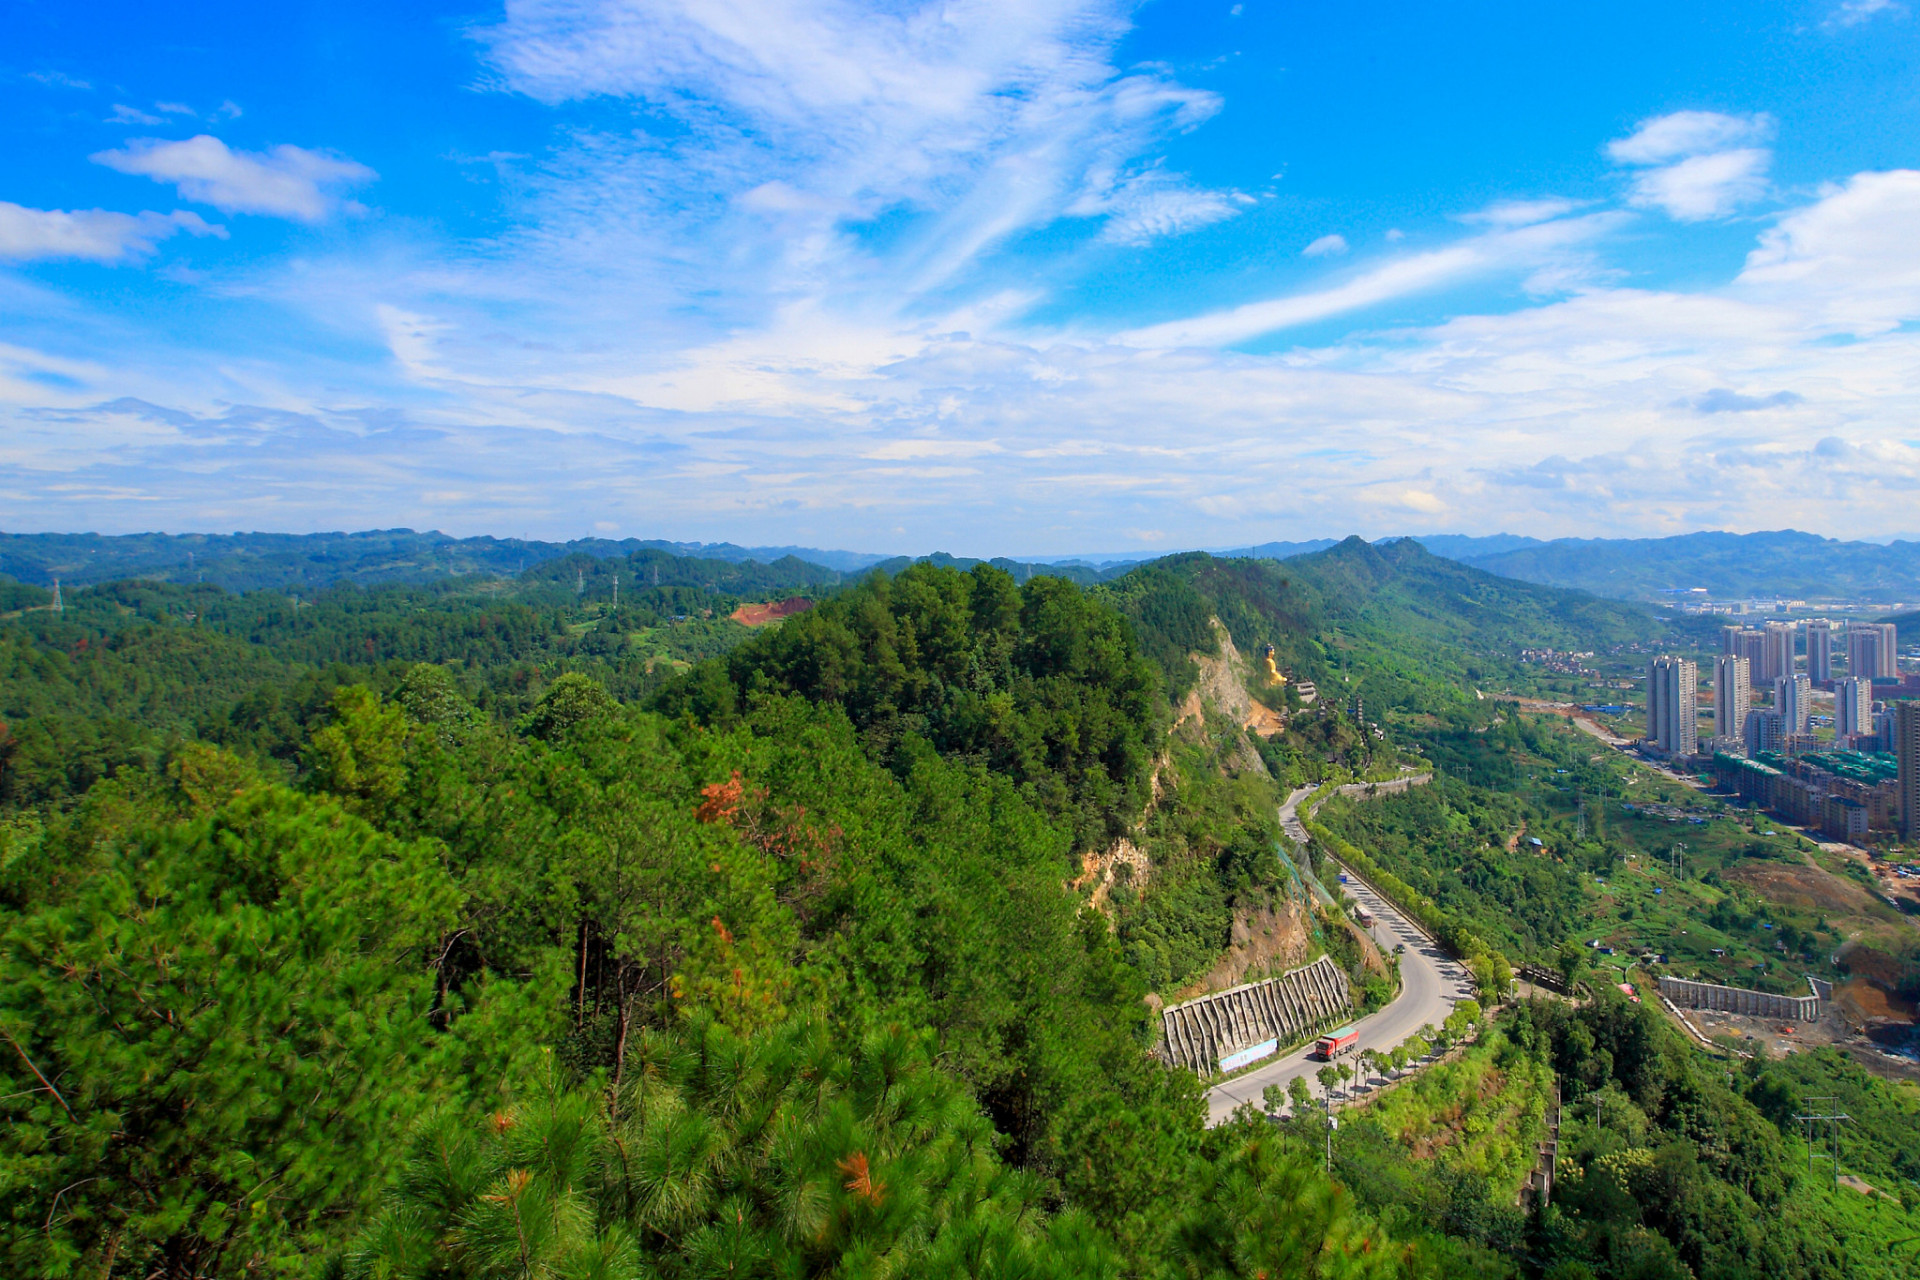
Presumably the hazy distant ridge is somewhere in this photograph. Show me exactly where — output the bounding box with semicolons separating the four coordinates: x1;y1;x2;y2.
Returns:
0;530;890;592
6;527;1916;604
1437;530;1920;603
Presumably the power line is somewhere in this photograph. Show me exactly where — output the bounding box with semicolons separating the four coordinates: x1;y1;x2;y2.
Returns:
1791;1097;1851;1189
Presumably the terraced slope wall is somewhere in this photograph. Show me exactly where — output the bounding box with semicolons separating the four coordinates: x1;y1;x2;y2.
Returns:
1657;975;1820;1021
1160;956;1351;1074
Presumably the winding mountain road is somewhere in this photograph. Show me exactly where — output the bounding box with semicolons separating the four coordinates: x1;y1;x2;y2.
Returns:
1205;779;1474;1125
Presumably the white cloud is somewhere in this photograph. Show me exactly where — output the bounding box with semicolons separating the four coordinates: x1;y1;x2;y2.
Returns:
1457;198;1582;228
29;71;91;90
477;0;1237;270
1302;233;1348;257
1735;168;1920;335
1116;212;1619;347
91;135;376;222
1606;111;1772;165
154;101;196;116
0;203;226;264
1116;245;1479;346
108;104;164;125
1073;168;1248;245
1606;111;1774;221
1626;147;1771;220
1828;0;1902;26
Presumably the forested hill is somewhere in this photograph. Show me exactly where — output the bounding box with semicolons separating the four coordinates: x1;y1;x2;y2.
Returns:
1103;537;1667;714
1289;536;1666;655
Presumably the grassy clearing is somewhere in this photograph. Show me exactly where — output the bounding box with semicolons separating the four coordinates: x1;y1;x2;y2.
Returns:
1355;1027;1552;1196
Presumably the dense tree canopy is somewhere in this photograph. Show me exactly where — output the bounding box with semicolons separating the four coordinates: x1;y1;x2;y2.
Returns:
659;562;1161;850
3;550;1916;1280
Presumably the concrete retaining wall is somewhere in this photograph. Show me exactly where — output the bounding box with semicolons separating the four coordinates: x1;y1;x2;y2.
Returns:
1161;956;1351;1075
1657;975;1820;1022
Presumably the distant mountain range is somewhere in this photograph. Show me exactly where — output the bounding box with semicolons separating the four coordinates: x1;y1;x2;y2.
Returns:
1421;530;1920;604
4;527;1915;605
1112;531;1920;605
0;530;890;592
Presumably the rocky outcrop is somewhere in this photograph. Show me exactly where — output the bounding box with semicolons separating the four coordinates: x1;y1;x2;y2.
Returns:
1176;619;1287;741
1071;837;1151;914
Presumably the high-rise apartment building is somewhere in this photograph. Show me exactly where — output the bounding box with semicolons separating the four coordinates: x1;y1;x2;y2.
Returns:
1806;619;1834;682
1762;622;1796;684
1713;655;1750;749
1848;622;1899;681
1774;673;1813;736
1745;708;1783;755
1835;675;1866;736
1728;629;1769;688
1720;624;1744;656
1897;701;1920;837
1836;677;1873;737
1647;656;1698;757
1871;708;1896;753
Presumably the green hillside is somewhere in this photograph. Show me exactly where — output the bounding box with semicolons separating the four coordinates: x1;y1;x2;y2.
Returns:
4;541;1917;1280
1104;538;1667;714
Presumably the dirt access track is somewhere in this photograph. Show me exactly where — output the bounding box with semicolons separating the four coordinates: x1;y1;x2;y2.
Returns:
1509;698;1630;746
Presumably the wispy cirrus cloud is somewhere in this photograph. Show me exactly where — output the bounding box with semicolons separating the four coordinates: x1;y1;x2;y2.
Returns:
1113;211;1622;347
91;136;376;222
1826;0;1903;27
108;104;165;126
29;70;91;91
474;0;1244;295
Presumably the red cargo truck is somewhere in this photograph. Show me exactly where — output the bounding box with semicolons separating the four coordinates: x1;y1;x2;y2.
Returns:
1315;1026;1359;1060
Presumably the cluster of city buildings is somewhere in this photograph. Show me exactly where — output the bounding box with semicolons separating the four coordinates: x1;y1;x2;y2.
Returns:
1643;619;1920;843
1518;647;1597;675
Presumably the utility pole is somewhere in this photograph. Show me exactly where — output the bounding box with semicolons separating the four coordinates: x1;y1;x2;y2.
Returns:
1792;1098;1851;1188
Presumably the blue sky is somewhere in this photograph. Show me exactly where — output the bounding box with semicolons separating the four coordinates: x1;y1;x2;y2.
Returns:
3;0;1918;555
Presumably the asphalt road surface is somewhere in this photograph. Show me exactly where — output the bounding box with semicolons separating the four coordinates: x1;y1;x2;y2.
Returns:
1206;786;1473;1125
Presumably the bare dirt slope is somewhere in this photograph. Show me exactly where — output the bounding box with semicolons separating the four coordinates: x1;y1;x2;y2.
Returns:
1071;838;1151;915
729;597;813;626
1176;619;1286;739
1174;901;1316;999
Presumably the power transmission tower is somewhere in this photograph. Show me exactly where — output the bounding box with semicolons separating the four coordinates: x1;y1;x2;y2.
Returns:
1792;1098;1851;1188
612;572;619;607
51;577;63;614
1669;841;1686;879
